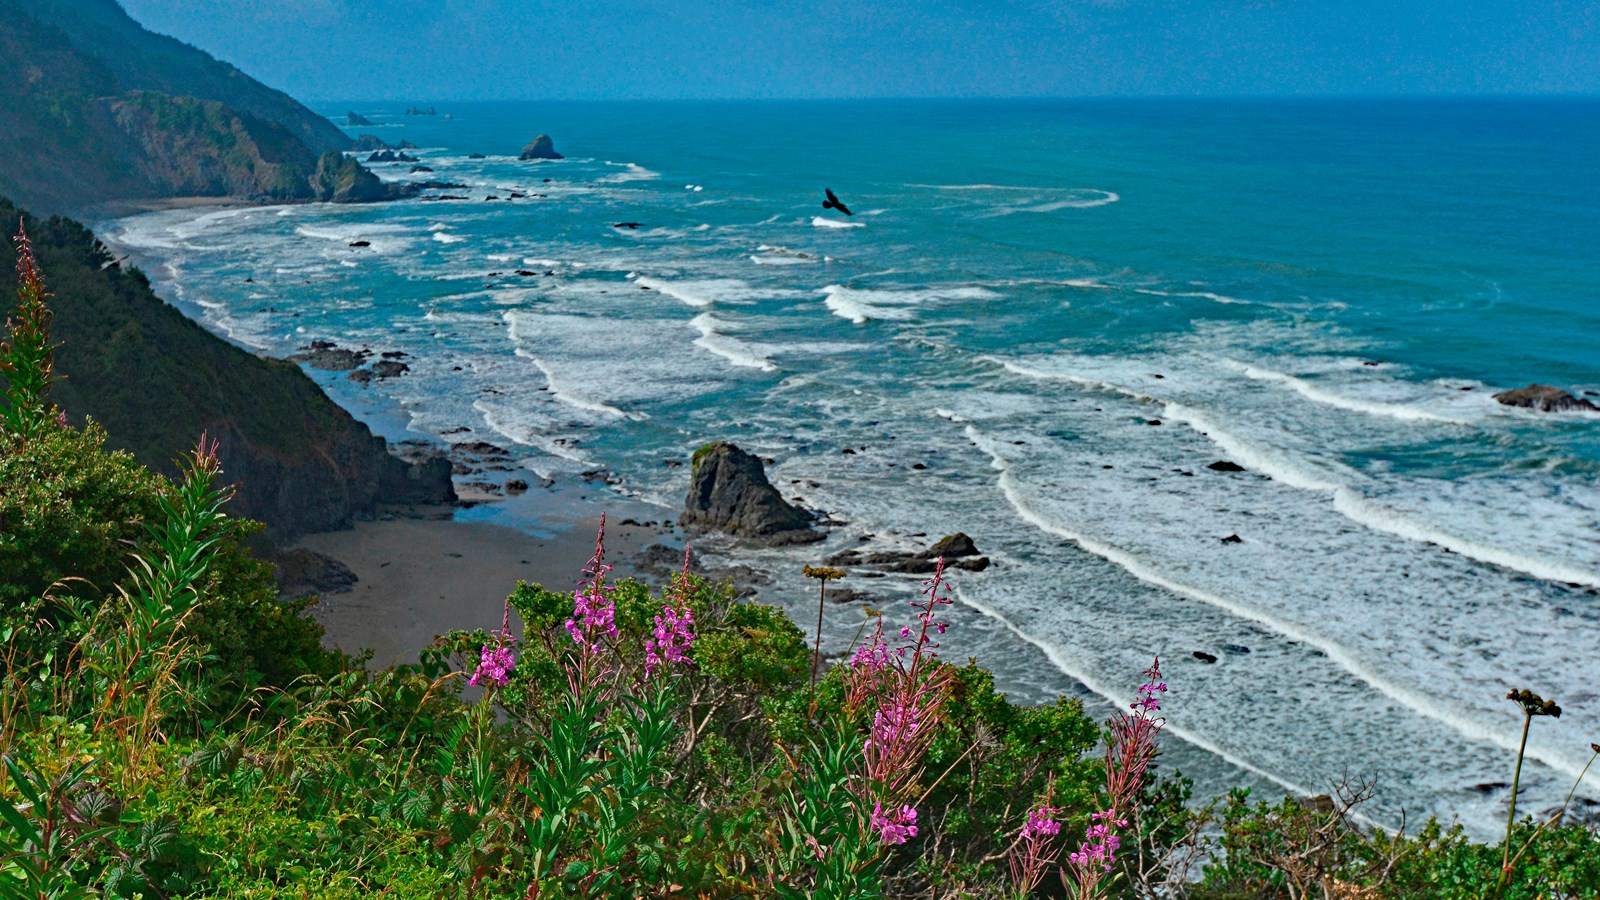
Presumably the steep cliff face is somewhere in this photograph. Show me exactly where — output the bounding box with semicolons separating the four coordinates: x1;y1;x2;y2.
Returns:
0;0;370;214
17;0;350;155
0;198;455;539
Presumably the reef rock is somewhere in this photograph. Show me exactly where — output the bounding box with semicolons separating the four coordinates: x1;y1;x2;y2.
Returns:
519;134;564;160
1493;384;1599;413
681;442;821;544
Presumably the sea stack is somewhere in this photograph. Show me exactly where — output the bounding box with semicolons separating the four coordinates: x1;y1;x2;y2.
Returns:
680;441;821;545
519;134;563;160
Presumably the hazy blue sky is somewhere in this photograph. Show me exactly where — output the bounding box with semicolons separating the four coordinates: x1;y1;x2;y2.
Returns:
119;0;1600;101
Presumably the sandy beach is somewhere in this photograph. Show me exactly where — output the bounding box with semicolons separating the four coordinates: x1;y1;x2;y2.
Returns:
292;509;667;667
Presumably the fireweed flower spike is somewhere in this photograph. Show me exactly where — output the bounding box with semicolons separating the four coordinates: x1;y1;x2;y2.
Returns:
566;513;619;680
1008;784;1064;896
469;589;518;688
1067;656;1167;898
645;545;697;678
851;557;957;848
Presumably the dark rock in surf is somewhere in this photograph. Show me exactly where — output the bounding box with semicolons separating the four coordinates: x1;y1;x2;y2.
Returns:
519;134;563;160
366;149;418;163
681;441;821;545
290;344;367;371
1192;651;1218;663
1207;460;1246;473
1492;384;1599;413
1220;534;1243;544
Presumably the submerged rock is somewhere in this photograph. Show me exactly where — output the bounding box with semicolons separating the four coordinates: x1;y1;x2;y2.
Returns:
1492;384;1599;413
519;134;563;160
680;441;821;545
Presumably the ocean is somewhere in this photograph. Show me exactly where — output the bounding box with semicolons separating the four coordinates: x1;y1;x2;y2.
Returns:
102;97;1600;836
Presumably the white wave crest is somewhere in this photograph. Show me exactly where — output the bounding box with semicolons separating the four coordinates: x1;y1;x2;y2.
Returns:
822;284;998;325
1225;360;1468;424
598;162;660;183
690;313;777;372
812;217;864;229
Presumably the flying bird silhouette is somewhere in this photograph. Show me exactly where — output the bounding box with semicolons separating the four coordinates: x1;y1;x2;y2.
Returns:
822;188;853;216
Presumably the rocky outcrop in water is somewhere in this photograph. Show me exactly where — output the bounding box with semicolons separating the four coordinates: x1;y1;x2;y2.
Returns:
680;442;821;544
366;150;418;164
1493;384;1599;413
825;532;990;573
310;153;418;203
519;135;563;160
345;111;374;126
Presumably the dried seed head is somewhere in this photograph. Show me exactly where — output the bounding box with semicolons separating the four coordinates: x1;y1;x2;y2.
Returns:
1506;688;1562;718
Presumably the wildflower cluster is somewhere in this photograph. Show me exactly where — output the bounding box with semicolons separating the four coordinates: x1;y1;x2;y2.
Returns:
645;546;697;677
1069;809;1126;873
869;803;919;846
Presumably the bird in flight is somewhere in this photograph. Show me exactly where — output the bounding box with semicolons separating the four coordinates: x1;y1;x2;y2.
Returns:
822;188;853;216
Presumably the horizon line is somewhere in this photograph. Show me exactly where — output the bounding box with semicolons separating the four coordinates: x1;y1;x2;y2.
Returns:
303;91;1600;106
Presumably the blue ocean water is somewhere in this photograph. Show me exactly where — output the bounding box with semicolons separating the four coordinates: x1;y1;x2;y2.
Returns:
104;98;1600;835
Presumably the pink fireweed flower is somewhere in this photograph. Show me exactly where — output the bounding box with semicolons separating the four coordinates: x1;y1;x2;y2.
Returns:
471;589;518;688
1023;804;1063;840
1068;810;1126;874
868;803;919;846
645;545;697;677
1008;785;1064;896
565;513;619;657
469;634;517;687
1106;657;1167;813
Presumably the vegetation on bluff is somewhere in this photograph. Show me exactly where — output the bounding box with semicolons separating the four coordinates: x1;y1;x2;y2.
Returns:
2;226;1597;897
0;0;380;213
0;198;454;539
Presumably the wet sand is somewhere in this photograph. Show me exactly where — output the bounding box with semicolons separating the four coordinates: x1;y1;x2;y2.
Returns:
292;511;665;667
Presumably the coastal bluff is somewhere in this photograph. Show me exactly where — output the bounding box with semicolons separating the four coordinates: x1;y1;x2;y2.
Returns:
0;0;366;214
1;198;454;540
680;441;822;545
